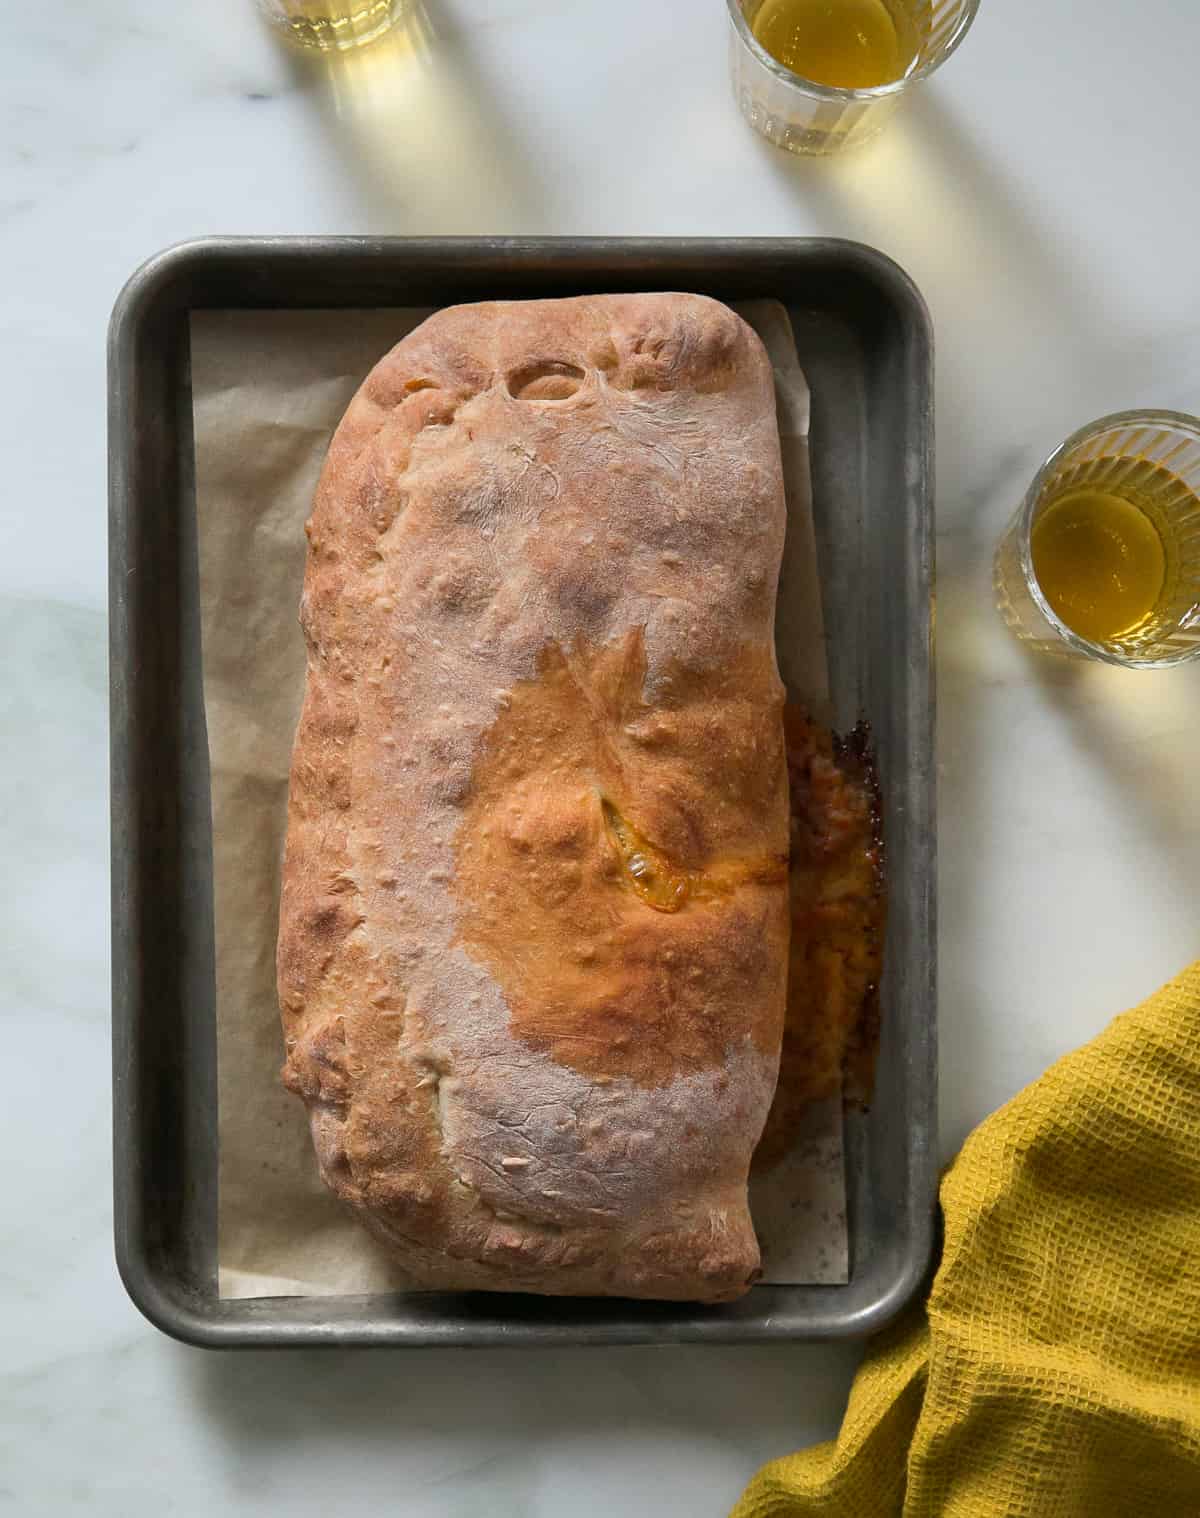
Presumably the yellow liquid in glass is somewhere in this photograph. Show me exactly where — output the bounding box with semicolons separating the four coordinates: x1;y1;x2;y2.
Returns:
1031;489;1166;644
751;0;920;89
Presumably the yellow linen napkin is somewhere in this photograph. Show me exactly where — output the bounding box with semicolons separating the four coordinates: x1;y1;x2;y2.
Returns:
735;960;1200;1517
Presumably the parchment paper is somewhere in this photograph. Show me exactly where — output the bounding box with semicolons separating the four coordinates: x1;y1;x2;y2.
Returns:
191;301;847;1299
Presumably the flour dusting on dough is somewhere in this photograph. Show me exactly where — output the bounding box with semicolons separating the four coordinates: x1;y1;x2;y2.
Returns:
278;294;789;1301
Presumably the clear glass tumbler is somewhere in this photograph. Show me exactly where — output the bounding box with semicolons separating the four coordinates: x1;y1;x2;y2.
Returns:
255;0;403;51
994;411;1200;669
727;0;980;155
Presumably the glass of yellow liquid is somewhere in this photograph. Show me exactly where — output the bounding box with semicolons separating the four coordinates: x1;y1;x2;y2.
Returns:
727;0;979;155
255;0;403;50
994;411;1200;669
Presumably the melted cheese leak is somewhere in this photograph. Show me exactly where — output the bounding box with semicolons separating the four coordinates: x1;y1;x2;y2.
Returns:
602;799;787;914
602;800;697;912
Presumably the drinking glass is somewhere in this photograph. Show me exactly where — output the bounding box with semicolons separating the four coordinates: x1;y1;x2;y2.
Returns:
994;410;1200;668
727;0;980;155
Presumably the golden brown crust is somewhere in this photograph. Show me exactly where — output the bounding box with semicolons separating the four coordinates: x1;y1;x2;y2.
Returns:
278;293;790;1300
455;633;789;1090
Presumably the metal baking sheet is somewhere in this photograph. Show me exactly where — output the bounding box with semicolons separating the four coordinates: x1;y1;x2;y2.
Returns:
109;236;935;1347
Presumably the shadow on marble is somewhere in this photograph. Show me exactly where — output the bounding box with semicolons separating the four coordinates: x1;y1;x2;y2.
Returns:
269;0;548;236
746;89;1129;527
1021;651;1200;902
750;88;1115;363
181;1337;862;1511
935;526;1200;1159
2;596;108;1027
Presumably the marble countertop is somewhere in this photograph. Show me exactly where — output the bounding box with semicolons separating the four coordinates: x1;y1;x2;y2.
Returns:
5;0;1200;1511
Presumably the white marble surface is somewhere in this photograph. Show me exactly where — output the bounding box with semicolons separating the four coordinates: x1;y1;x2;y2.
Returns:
4;0;1200;1510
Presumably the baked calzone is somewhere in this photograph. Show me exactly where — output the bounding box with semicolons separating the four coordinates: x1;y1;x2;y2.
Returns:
277;294;790;1301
